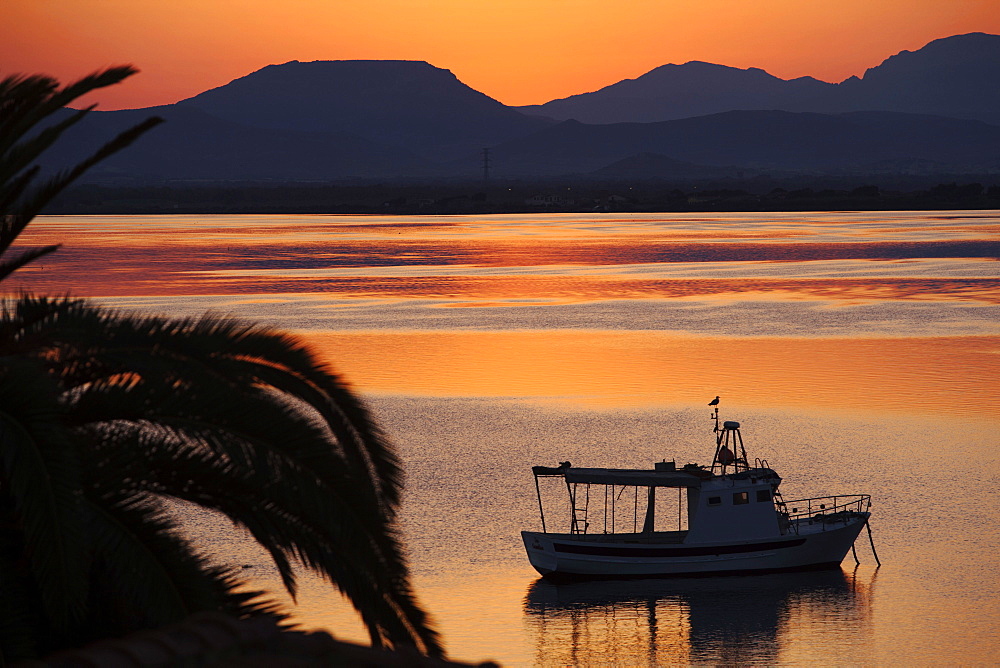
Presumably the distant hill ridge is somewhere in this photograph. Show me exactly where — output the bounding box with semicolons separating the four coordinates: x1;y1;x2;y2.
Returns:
518;32;1000;126
34;33;1000;184
488;110;1000;177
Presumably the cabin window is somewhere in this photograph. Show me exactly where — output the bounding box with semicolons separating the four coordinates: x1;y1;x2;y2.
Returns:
756;489;771;502
707;496;722;506
733;492;749;505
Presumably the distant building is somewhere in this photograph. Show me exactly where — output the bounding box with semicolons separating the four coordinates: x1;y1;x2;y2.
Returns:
525;193;568;206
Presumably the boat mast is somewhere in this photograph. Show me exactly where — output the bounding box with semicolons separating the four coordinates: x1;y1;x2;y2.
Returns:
710;398;749;474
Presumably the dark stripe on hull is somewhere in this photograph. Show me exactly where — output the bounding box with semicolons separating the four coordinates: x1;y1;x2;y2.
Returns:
552;537;807;558
540;560;844;582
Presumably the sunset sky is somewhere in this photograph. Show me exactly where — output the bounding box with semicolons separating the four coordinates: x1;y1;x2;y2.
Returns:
4;0;1000;110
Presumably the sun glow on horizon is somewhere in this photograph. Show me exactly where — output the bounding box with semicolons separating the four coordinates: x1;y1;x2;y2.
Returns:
4;0;1000;110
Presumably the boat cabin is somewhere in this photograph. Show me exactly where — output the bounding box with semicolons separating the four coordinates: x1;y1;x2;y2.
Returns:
530;421;786;541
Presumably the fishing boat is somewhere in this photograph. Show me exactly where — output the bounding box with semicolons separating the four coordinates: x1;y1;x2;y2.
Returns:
521;402;878;578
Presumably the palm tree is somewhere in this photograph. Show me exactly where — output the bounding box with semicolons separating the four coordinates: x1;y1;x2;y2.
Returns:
0;68;441;660
0;67;162;280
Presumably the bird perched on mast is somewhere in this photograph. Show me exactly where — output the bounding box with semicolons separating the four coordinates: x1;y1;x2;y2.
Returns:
708;396;720;406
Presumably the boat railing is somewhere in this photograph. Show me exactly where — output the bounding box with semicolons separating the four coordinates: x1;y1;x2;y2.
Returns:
778;494;871;534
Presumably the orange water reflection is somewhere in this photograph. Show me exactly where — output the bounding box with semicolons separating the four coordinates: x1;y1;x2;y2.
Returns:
14;214;1000;665
12;257;1000;308
8;213;999;301
10;242;999;296
523;568;875;666
304;331;1000;418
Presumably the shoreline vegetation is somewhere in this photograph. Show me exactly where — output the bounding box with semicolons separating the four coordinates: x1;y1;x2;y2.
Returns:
49;179;1000;215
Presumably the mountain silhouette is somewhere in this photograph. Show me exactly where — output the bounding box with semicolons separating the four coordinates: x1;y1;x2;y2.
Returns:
177;60;550;160
519;33;1000;126
836;32;1000;123
34;35;1000;184
519;62;837;124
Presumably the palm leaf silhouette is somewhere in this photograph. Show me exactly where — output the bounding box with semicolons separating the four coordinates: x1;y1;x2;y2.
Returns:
0;67;442;659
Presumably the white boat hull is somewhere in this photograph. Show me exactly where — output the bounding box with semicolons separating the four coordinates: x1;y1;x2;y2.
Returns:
522;516;869;577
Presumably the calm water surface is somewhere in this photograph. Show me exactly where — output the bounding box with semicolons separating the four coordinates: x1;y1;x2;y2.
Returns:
12;212;1000;665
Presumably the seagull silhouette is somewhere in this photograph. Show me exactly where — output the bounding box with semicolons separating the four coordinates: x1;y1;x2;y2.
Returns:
708;396;720;406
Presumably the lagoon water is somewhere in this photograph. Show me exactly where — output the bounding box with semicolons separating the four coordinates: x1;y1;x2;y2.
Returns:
14;211;1000;665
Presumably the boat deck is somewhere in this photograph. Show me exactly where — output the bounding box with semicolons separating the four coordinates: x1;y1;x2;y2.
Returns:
790;512;869;536
533;530;689;544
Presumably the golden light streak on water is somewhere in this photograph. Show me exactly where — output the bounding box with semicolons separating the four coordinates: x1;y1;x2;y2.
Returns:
303;331;1000;418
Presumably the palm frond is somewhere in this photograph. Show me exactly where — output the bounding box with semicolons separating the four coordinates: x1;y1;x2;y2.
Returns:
136;451;438;653
76;492;210;631
73;379;415;611
2;295;443;656
0;74;59;156
0;67;135;158
0;357;87;627
0;528;47;661
0;167;40;212
0;106;93;192
0;66;162;279
0;242;61;284
6;115;163;228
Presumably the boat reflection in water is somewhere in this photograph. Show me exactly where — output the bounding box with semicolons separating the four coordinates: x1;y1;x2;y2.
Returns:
523;567;876;666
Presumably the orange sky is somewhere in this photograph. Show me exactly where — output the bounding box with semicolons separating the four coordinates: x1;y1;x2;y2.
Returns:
4;0;1000;110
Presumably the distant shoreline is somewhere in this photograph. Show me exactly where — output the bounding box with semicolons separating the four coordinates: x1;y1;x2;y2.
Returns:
47;180;1000;215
